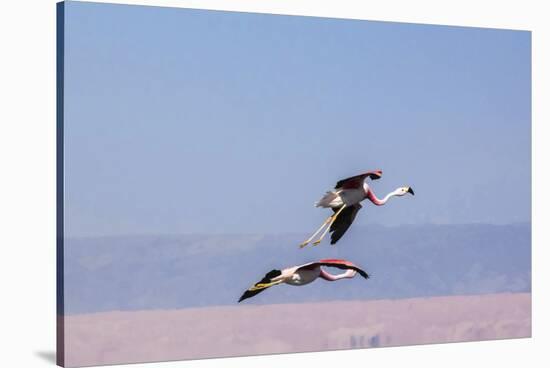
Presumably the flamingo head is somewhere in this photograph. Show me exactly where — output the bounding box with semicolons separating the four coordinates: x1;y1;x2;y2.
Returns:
395;186;415;196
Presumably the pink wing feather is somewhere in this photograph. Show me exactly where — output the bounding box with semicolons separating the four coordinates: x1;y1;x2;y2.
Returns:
335;170;383;189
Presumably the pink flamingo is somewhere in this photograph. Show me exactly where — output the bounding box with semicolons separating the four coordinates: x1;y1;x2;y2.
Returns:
238;259;369;302
300;170;414;248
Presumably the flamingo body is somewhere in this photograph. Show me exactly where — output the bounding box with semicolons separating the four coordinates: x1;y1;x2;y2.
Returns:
283;266;320;286
316;184;369;209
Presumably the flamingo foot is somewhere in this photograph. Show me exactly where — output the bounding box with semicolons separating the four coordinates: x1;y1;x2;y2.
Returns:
312;239;322;246
299;241;309;248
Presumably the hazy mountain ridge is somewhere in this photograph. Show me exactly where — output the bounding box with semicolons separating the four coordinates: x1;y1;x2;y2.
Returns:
64;223;531;314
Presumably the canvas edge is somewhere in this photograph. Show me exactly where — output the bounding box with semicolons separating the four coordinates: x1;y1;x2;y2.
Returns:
56;1;66;367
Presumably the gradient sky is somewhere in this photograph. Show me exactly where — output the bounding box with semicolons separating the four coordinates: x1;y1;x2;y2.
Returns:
63;1;531;237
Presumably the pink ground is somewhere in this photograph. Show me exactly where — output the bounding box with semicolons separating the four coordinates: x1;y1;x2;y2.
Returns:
62;293;531;367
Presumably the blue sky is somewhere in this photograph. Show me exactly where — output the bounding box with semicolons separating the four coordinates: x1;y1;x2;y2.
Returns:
63;1;531;237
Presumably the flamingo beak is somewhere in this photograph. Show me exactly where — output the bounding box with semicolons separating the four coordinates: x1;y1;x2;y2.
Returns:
407;187;415;195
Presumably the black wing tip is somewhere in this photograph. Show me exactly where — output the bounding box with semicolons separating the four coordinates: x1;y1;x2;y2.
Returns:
238;269;281;303
330;233;345;244
358;270;370;279
238;290;253;303
238;293;246;303
372;171;383;180
329;229;345;245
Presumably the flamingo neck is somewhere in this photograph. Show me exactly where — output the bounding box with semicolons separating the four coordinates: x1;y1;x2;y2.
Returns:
366;189;397;206
320;269;356;281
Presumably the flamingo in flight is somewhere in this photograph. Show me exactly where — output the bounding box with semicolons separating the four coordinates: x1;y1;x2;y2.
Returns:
299;170;414;248
238;259;369;302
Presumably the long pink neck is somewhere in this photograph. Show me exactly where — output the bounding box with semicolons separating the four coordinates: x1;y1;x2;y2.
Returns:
366;189;395;206
319;269;356;281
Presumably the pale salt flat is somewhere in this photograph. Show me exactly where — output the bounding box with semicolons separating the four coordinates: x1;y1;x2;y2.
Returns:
62;292;531;367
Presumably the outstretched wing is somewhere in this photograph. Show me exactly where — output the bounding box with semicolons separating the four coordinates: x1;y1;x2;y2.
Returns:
308;259;369;279
238;269;282;302
329;203;362;244
335;170;382;189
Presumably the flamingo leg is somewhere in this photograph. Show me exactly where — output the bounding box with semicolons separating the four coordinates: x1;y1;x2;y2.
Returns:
248;280;282;291
313;205;347;245
299;215;333;248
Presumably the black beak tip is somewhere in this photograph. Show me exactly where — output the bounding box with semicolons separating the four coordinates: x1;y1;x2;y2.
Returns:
408;187;415;196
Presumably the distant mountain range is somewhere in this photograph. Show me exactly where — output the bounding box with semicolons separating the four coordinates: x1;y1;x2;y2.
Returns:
63;223;531;314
